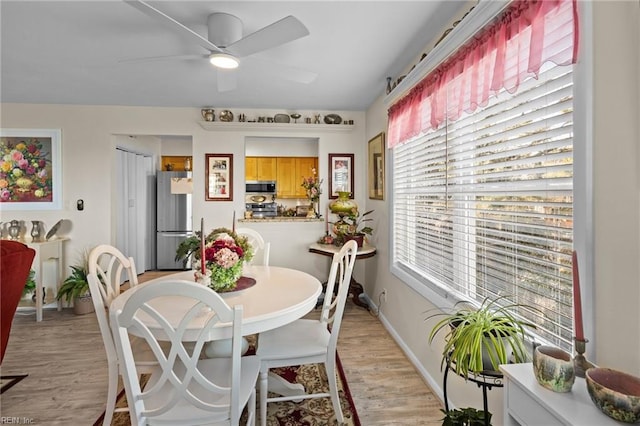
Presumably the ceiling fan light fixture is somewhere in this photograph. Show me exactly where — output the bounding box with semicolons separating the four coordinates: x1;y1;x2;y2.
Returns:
209;53;239;69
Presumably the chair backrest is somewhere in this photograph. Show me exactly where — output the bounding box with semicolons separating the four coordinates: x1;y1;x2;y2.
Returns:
87;244;139;368
235;227;270;266
0;240;36;363
320;240;357;355
110;280;245;425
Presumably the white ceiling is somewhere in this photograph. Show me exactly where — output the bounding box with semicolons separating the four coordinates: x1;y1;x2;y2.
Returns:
1;1;468;111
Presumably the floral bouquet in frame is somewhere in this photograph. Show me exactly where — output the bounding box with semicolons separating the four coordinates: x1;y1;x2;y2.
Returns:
193;228;253;292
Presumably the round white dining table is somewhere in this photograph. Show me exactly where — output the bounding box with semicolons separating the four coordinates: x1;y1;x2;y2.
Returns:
109;265;322;342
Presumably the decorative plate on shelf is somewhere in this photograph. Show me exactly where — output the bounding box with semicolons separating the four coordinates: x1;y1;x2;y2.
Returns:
274;114;290;123
46;219;64;240
219;110;234;122
324;114;342;125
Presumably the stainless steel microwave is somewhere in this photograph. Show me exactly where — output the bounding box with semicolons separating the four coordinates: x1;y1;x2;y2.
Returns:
246;181;276;193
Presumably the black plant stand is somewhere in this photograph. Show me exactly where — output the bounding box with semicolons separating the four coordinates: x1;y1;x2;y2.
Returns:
443;359;503;426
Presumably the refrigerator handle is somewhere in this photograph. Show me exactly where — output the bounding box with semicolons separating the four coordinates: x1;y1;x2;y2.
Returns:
158;232;193;237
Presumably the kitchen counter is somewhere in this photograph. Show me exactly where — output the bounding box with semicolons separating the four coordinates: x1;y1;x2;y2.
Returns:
239;217;323;223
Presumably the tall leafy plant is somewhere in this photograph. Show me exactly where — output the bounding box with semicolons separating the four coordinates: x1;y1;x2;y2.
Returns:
428;296;537;378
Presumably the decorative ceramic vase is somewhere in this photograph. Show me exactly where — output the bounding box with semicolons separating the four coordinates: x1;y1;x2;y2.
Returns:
586;367;640;423
533;345;575;392
8;220;21;240
31;220;43;242
329;191;357;216
201;108;215;122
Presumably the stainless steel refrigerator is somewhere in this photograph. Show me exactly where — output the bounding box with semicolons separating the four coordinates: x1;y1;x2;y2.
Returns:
156;171;192;270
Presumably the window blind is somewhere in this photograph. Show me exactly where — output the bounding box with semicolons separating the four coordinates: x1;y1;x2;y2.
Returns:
393;63;574;350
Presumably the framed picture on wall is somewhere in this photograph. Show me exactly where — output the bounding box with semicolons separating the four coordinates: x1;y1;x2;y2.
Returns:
205;153;233;201
328;153;354;199
368;132;385;200
0;128;62;210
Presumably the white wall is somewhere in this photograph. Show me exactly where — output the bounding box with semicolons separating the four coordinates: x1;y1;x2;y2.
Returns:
363;1;640;424
0;104;365;285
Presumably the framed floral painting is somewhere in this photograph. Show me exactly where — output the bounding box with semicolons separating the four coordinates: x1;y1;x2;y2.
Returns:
205;153;233;201
0;128;62;210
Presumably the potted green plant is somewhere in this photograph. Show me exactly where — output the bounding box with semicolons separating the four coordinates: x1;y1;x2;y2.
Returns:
57;250;94;315
333;209;374;247
22;269;36;300
427;296;537;378
441;407;491;426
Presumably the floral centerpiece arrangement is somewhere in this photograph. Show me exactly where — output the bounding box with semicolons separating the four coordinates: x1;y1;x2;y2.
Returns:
301;168;323;217
176;227;253;292
0;138;52;202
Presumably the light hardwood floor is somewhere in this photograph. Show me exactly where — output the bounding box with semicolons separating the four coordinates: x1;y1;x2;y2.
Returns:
1;272;444;425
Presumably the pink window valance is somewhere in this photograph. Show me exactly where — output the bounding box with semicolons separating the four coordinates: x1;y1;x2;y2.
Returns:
388;0;579;148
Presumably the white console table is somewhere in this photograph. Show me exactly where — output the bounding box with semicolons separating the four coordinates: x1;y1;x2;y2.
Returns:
25;238;67;322
500;363;617;426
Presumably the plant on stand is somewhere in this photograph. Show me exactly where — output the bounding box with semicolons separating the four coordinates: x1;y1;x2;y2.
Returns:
427;296;538;426
57;249;94;315
427;295;537;377
301;168;323;218
333;209;374;247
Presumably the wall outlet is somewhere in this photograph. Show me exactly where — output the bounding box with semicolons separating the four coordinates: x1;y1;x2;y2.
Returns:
381;288;387;303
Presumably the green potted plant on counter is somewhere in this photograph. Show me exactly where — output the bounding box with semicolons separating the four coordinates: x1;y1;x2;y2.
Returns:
427;295;537;378
57;249;94;315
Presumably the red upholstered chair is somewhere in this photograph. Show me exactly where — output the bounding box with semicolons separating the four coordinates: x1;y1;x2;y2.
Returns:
1;240;36;364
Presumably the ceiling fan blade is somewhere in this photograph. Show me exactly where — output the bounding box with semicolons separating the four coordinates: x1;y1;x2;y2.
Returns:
124;0;224;54
118;54;206;64
225;15;309;58
217;69;237;92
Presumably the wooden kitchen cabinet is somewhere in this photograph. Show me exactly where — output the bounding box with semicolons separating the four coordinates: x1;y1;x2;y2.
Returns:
245;157;277;181
276;157;318;198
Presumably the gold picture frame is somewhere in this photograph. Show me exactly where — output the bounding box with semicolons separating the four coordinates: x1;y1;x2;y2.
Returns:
205;153;233;201
368;132;385;200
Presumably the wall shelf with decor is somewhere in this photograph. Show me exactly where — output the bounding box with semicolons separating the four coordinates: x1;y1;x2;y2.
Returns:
198;121;354;133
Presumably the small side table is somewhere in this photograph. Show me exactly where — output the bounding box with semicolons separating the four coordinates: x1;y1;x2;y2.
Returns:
25;238;67;322
308;242;376;310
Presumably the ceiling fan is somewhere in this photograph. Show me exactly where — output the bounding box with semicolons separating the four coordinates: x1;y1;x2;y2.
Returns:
123;0;316;91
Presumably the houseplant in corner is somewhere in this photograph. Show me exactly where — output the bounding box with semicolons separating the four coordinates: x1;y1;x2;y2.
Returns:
332;209;374;247
57;250;94;315
427;295;537;378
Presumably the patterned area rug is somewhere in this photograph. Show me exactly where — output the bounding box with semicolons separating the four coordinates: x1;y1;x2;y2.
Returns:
94;354;360;425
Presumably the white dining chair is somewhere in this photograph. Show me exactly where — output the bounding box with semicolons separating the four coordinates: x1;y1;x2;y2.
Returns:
87;244;152;426
256;240;357;425
110;280;261;426
236;228;270;266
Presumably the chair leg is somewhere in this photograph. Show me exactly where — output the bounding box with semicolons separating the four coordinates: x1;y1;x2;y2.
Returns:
103;361;119;426
248;388;256;426
326;360;344;424
259;370;269;426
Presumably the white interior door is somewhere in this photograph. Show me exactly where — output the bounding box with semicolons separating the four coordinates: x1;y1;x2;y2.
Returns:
116;148;153;274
